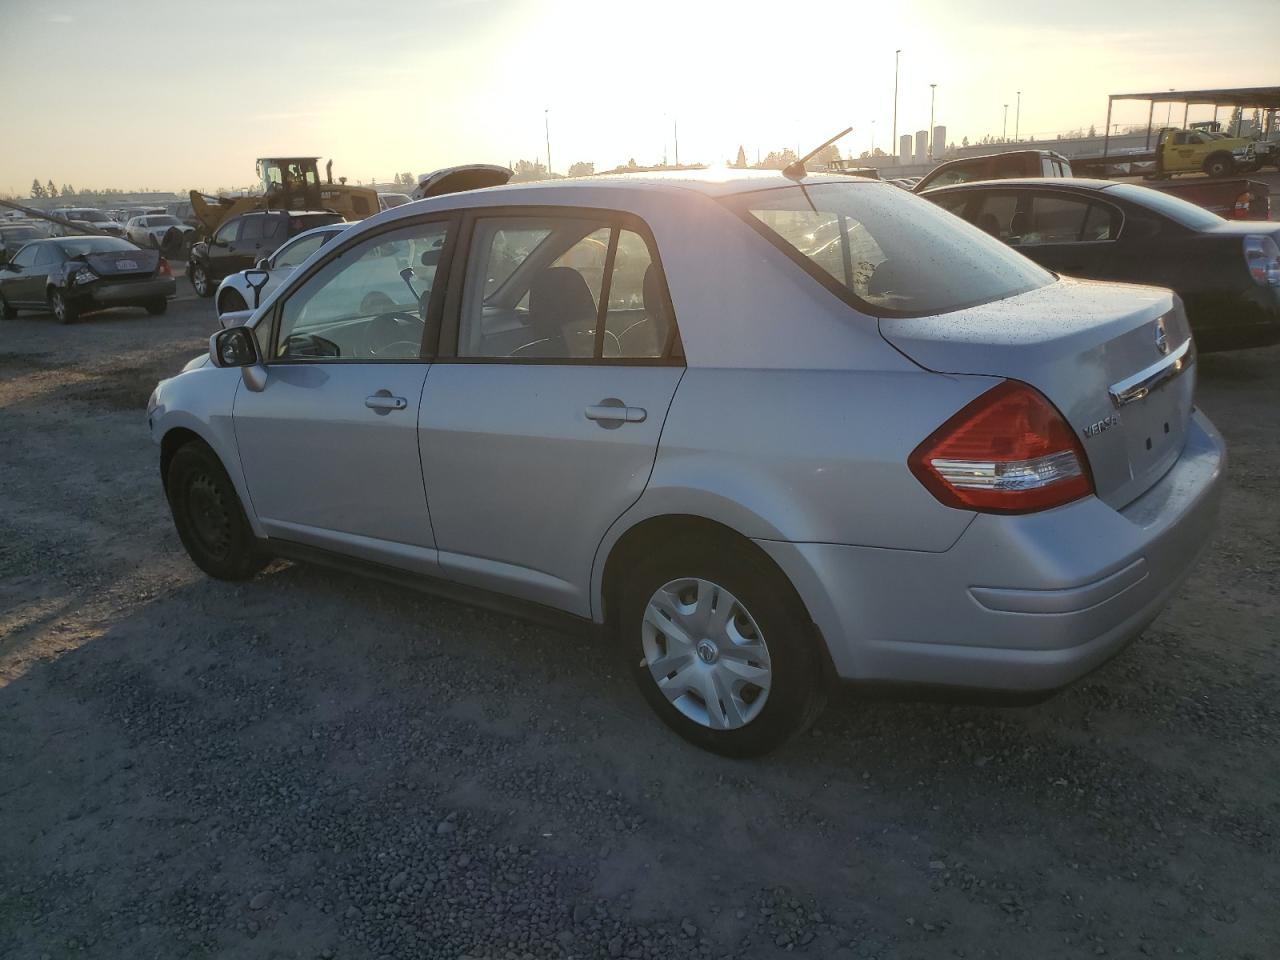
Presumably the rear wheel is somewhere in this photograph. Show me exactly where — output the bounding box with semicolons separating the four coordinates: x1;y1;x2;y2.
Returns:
1204;154;1232;179
48;289;77;324
145;298;168;316
218;289;248;314
189;261;214;298
165;441;266;580
618;539;826;756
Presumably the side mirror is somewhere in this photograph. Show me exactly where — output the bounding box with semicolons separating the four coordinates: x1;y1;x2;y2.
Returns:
255;258;269;270
210;326;267;391
210;326;258;368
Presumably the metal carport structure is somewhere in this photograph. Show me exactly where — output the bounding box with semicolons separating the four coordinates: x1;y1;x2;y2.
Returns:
1102;86;1280;156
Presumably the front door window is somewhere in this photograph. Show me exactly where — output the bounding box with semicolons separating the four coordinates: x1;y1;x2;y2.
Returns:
274;220;451;362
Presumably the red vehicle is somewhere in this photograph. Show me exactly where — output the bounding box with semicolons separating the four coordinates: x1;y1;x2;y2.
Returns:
914;149;1270;221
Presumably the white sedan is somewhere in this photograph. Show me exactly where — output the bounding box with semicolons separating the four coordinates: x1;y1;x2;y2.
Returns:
214;222;351;317
124;214;195;251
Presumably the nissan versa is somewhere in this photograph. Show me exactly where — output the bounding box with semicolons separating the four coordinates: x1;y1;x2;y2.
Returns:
148;170;1225;756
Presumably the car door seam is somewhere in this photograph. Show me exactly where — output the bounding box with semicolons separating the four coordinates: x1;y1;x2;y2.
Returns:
587;365;687;622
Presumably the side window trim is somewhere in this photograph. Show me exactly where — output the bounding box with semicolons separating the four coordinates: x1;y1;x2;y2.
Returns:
264;212;459;365
438;205;683;367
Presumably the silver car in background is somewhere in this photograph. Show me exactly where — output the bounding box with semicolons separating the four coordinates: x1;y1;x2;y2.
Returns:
148;171;1224;755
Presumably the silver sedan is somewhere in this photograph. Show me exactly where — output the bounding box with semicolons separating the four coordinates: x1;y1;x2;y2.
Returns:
148;171;1224;755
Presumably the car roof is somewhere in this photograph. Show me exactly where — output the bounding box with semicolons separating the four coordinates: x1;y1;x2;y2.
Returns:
927;177;1116;192
383;170;887;225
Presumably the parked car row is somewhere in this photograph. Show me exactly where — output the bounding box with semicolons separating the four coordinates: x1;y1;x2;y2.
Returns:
150;168;1226;755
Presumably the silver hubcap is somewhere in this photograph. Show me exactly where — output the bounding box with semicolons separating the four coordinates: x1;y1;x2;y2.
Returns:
641;578;772;731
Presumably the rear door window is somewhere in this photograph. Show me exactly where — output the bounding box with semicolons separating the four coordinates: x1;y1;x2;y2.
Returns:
457;213;677;360
1021;194;1119;244
240;216;265;242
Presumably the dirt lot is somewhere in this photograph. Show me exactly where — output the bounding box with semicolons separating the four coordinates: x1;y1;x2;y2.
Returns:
1;285;1277;960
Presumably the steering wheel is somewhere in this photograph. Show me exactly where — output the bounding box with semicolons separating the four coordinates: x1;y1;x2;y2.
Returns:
366;311;425;359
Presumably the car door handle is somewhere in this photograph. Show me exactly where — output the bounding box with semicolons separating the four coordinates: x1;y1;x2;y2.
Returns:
585;400;646;424
365;394;407;411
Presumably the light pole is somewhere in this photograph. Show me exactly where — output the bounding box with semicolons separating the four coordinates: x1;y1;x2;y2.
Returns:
1015;91;1021;142
1166;88;1174;128
892;49;901;156
544;109;552;176
673;117;680;167
870;119;876;155
929;83;937;159
1003;103;1008;140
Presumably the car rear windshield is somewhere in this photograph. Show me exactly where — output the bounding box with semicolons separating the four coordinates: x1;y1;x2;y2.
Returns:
149;215;182;226
1102;183;1224;230
725;181;1053;317
72;210;110;222
55;237;136;256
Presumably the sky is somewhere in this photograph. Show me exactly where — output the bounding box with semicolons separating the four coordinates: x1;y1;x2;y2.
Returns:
1;0;1277;194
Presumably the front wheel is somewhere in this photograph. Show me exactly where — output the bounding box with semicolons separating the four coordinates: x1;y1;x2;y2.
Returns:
618;541;826;756
0;292;15;320
48;289;77;324
165;442;267;580
145;298;168;316
189;261;214;298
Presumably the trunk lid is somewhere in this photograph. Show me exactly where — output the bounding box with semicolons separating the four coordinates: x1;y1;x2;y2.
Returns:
84;248;160;278
880;277;1195;509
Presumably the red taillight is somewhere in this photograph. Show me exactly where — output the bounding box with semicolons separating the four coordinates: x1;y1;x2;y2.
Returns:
909;380;1094;514
1233;191;1253;220
158;257;172;277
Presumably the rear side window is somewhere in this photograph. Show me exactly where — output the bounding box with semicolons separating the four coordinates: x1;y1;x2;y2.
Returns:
728;182;1052;317
458;214;675;360
1020;194;1119;244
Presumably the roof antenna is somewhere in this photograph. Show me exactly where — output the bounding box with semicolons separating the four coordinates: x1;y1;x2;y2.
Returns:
784;126;853;180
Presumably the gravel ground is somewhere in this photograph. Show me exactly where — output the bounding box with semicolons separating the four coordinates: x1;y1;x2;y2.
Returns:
1;284;1277;960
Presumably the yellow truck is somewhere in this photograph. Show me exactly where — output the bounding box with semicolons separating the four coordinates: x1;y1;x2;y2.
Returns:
1151;127;1257;179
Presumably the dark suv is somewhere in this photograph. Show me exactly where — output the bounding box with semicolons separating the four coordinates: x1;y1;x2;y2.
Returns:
187;210;344;298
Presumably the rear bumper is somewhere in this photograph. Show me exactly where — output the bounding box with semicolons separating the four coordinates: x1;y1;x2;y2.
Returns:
758;410;1226;693
74;277;176;307
1188;290;1280;351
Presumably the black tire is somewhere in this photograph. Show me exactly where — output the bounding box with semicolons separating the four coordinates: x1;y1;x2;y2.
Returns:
145;298;168;316
218;289;248;314
189;261;214;298
1204;154;1232;179
618;538;827;757
48;288;77;324
0;292;15;320
165;441;267;581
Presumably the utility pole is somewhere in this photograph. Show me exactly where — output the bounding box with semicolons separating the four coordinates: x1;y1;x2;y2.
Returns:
892;49;901;155
870;120;876;154
1003;104;1008;140
1166;88;1174;128
929;83;937;159
544;109;552;176
673;118;680;167
1015;91;1021;142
